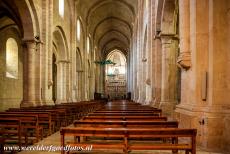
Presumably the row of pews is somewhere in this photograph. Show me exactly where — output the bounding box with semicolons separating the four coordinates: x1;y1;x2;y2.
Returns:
61;100;197;154
0;100;105;153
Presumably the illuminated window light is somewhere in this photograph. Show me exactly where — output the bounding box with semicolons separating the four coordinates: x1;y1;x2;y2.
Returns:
87;37;90;53
6;38;18;79
77;19;81;41
59;0;64;18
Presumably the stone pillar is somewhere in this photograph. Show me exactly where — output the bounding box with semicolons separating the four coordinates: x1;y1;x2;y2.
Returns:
152;38;162;107
159;35;178;116
133;44;138;101
177;0;191;69
56;61;68;104
75;71;79;101
62;62;67;102
145;55;152;105
21;41;41;107
56;62;62;104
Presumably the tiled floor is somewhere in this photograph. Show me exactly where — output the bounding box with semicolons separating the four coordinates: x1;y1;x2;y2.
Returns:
17;127;224;154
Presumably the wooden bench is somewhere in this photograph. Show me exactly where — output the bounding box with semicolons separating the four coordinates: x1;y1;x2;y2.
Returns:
55;101;104;121
88;112;161;116
94;110;162;113
60;127;197;154
99;108;157;111
74;120;178;128
22;108;68;129
83;115;167;121
5;111;53;136
8;108;60;132
0;113;43;143
0;118;28;152
74;120;178;142
0;138;4;154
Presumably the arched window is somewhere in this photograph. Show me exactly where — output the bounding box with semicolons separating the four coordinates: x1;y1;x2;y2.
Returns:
59;0;64;18
77;19;81;41
6;38;18;79
106;50;126;76
87;36;90;53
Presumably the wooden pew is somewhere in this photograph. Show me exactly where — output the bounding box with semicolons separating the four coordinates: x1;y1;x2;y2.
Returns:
88;112;161;116
60;127;197;154
83;115;167;121
56;101;104;121
24;108;68;129
94;110;162;113
74;120;178;128
8;108;61;132
5;111;53;136
99;108;157;111
0;138;4;154
0;118;28;152
0;113;43;143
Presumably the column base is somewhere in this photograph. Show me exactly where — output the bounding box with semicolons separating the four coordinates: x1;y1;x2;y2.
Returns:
143;99;152;105
71;98;77;102
159;101;177;117
137;98;145;105
42;100;55;106
152;99;160;108
55;99;68;104
175;104;230;153
20;100;42;107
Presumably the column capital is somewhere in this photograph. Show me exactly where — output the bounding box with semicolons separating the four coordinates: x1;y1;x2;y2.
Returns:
177;51;191;70
160;34;179;43
22;39;37;49
57;59;71;64
76;70;84;73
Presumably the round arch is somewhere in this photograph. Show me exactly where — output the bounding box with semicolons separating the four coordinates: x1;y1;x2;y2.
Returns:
98;29;130;46
53;26;69;60
105;49;127;100
86;0;135;24
93;16;132;39
52;26;69;103
14;0;39;40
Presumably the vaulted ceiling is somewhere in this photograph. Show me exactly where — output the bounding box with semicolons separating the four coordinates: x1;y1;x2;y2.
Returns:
77;0;137;57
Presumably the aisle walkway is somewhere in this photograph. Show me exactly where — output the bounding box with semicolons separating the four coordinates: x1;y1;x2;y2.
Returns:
18;125;223;154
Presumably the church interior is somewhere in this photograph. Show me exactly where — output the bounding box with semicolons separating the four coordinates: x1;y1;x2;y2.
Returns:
0;0;230;153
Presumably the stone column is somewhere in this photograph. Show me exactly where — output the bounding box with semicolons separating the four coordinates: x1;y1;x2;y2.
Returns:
55;61;68;104
177;0;191;69
62;62;67;102
79;71;84;101
55;61;62;104
21;41;41;107
159;35;178;116
133;43;138;101
145;56;152;105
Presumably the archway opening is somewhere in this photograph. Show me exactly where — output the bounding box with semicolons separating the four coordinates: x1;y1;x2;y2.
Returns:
105;49;127;100
52;27;68;103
